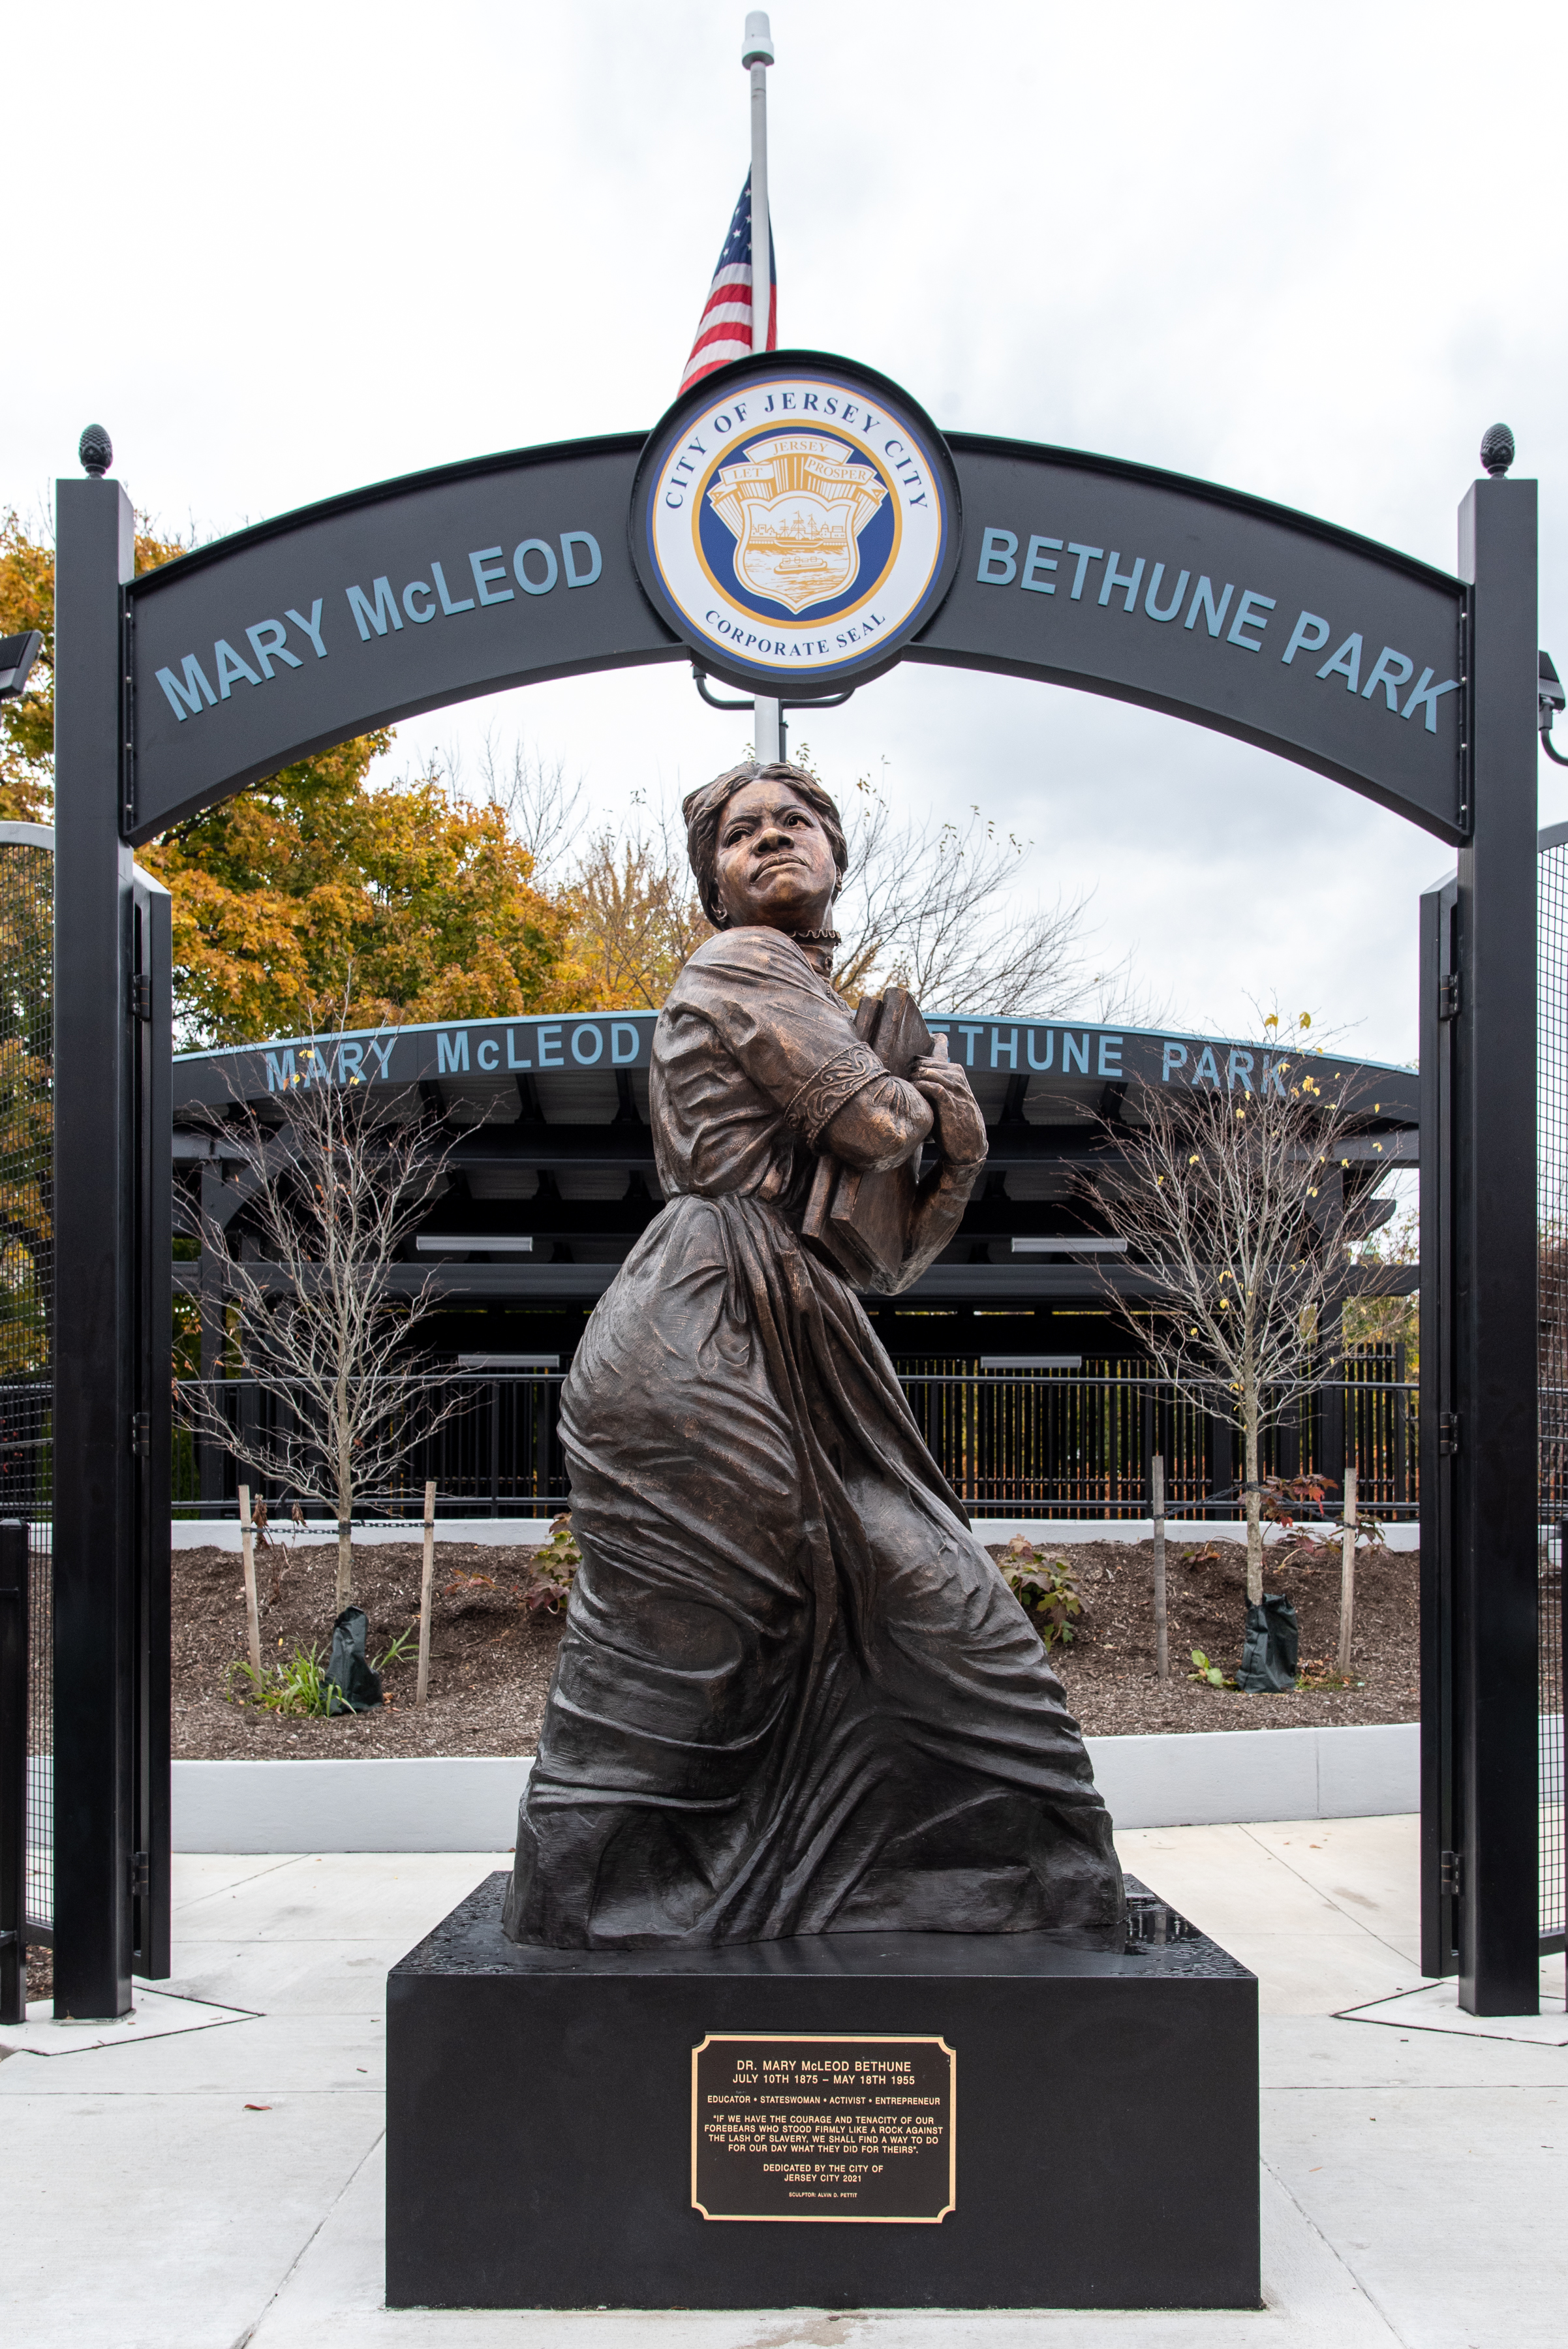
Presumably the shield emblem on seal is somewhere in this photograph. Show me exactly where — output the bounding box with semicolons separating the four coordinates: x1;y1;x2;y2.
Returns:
733;495;859;614
706;435;891;618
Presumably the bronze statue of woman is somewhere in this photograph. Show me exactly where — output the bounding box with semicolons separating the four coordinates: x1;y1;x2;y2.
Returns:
504;761;1122;1949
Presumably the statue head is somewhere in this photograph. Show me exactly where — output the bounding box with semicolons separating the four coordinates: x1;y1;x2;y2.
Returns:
682;760;848;935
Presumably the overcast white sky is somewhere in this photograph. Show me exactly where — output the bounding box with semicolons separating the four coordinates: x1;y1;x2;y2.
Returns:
8;0;1566;1064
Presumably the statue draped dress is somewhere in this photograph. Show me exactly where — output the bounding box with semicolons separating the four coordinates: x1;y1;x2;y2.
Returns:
504;928;1123;1948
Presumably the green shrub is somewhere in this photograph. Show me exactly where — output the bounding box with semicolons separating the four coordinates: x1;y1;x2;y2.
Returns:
226;1627;414;1716
1189;1648;1235;1689
996;1537;1083;1648
523;1513;581;1616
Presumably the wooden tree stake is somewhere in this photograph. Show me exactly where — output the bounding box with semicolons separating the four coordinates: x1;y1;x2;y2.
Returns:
1338;1464;1358;1679
238;1482;262;1678
417;1479;437;1707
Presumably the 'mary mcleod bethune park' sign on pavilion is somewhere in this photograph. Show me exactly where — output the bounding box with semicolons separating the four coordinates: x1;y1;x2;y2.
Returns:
50;341;1540;2309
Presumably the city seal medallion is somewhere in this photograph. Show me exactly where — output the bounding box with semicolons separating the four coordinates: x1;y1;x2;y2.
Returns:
630;349;962;696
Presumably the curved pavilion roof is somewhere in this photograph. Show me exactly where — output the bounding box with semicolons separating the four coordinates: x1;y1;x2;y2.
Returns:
174;1007;1417;1320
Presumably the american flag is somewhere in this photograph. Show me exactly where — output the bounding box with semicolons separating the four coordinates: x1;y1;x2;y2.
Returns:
679;172;776;393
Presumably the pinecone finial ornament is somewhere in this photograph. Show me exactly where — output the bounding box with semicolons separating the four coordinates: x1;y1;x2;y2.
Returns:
1479;422;1514;478
78;423;113;478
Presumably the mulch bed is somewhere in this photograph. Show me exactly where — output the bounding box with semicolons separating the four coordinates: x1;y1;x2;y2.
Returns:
172;1528;1417;1760
1030;1535;1419;1736
172;1541;564;1761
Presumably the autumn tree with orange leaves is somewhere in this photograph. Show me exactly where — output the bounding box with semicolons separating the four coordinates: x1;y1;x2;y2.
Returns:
0;514;591;1043
140;745;590;1044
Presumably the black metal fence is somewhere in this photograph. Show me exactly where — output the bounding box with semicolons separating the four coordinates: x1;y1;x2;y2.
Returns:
172;1354;1419;1524
25;1521;50;1954
0;1514;50;2022
899;1351;1415;1522
0;835;53;2000
174;1372;567;1520
1540;829;1568;1951
1542;1529;1564;1955
0;1522;23;2021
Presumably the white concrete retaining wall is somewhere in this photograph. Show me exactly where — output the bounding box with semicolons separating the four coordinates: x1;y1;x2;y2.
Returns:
170;1722;1419;1852
173;1757;529;1853
1086;1722;1419;1830
172;1516;1419;1551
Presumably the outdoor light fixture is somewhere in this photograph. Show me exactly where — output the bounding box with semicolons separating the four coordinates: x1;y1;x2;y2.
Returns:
0;630;42;703
1010;1236;1129;1255
416;1234;534;1254
1541;650;1567;766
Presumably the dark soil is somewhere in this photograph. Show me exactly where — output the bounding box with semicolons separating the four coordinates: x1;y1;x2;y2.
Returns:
1012;1536;1420;1736
172;1529;1417;1758
172;1541;565;1760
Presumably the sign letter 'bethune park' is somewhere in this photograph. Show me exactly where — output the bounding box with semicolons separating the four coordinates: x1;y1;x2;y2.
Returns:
691;2035;957;2223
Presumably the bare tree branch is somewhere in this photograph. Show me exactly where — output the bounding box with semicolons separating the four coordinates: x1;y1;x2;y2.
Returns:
1345;1205;1419;1356
474;732;1168;1021
831;782;1167;1021
476;733;586;882
177;1007;464;1608
1079;1013;1369;1605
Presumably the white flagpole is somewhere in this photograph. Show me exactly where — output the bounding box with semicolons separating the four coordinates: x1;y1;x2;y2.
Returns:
743;12;782;765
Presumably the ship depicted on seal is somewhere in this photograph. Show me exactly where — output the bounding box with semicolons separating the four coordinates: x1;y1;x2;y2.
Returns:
706;433;889;615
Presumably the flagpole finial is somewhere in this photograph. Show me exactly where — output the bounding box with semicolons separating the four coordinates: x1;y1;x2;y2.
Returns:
742;11;774;66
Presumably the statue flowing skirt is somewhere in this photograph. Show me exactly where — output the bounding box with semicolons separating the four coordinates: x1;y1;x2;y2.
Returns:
504;1193;1124;1948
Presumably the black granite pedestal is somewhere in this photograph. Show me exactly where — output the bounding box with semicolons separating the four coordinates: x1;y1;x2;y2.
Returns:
386;1875;1258;2311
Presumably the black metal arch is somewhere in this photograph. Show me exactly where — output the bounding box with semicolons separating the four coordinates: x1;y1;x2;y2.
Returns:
50;384;1540;2020
121;406;1468;844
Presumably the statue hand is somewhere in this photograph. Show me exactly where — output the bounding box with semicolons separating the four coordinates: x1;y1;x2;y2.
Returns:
910;1039;988;1167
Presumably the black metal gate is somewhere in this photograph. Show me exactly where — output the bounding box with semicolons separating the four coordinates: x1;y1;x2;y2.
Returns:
49;416;1543;2018
1537;823;1568;1952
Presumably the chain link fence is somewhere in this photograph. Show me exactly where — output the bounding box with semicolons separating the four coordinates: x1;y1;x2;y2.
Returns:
0;833;53;1958
1539;829;1568;1950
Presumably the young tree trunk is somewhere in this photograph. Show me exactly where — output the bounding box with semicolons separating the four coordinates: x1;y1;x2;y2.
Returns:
335;1451;353;1610
1243;1398;1263;1606
335;1365;353;1610
1150;1452;1168;1682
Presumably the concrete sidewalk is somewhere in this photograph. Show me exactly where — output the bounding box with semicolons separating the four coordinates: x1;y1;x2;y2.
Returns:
2;1820;1564;2347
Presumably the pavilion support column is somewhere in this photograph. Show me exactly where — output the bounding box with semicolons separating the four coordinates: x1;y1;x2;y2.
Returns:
198;1167;227;1507
1318;1298;1345;1506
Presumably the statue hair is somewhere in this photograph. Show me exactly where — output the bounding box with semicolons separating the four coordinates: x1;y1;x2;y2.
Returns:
681;761;848;929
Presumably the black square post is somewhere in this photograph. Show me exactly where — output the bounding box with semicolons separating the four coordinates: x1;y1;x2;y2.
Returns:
132;872;173;1982
52;474;142;2020
1422;470;1541;2015
1419;871;1459;1978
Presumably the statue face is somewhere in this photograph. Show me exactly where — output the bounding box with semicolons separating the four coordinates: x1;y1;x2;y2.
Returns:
712;780;838;932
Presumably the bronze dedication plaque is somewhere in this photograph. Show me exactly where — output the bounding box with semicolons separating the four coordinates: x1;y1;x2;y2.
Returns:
691;2034;956;2223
